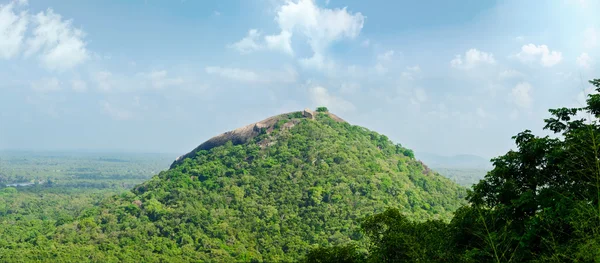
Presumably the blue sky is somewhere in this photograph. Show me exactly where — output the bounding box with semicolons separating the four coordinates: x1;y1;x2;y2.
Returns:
0;0;598;158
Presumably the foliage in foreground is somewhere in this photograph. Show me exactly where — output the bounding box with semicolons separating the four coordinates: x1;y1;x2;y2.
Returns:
306;79;600;263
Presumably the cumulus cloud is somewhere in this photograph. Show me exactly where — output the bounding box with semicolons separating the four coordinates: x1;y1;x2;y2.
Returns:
265;30;293;55
450;49;496;70
577;52;593;69
0;1;28;59
299;52;336;72
205;66;297;84
30;77;61;92
309;85;355;113
24;8;88;71
270;0;364;68
229;29;263;54
510;82;532;108
515;44;562;67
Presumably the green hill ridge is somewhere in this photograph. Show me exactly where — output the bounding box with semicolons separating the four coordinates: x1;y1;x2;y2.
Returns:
0;108;467;262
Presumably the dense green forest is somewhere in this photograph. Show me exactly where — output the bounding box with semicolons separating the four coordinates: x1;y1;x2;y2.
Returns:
0;151;173;188
306;78;600;262
0;109;466;262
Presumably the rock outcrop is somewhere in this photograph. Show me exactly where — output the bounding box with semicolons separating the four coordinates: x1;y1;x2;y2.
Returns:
171;109;346;168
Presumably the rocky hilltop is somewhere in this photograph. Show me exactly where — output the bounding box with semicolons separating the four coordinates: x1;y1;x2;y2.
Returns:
171;108;345;168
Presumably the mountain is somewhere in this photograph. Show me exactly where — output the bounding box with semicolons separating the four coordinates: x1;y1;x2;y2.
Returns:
0;108;467;262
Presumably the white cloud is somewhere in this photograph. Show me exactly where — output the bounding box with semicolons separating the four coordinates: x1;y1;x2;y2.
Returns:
229;29;263;54
138;70;184;89
451;49;496;70
0;1;28;59
577;52;593;69
102;101;133;121
515;36;525;42
309;85;355;113
71;79;86;92
510;82;532;108
299;52;336;72
26;8;88;71
265;0;364;67
515;44;562;67
265;30;293;55
583;27;598;49
205;66;297;84
30;77;61;92
499;69;524;79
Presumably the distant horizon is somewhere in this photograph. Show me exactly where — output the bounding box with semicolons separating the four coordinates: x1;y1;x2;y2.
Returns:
0;148;181;156
0;147;495;161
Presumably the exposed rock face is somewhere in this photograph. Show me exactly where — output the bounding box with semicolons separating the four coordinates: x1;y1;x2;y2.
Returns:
171;109;347;168
303;108;315;119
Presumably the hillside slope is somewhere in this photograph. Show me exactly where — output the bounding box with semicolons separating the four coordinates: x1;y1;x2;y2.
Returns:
0;108;466;262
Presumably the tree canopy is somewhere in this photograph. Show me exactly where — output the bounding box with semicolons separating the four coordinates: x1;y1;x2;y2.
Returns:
307;78;600;262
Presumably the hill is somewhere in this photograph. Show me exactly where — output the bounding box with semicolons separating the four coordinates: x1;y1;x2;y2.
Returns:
0;108;466;262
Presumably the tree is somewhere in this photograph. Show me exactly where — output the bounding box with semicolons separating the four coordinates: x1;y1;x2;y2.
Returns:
316;107;329;112
456;78;600;262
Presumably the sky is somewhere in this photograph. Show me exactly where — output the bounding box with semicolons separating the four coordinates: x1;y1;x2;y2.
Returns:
0;0;598;159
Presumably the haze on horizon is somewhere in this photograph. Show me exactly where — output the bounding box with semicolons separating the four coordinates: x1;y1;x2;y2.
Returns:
0;0;598;159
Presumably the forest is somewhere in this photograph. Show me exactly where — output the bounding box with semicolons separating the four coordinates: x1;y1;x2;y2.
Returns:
0;79;598;262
